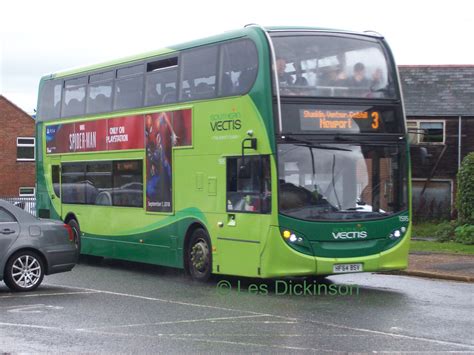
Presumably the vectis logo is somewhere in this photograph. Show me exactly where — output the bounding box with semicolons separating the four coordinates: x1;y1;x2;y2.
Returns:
209;111;242;132
332;231;368;240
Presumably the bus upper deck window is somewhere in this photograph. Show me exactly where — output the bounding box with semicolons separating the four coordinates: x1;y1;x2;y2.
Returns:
87;71;114;114
145;57;178;106
220;39;258;97
180;46;218;101
62;77;87;117
114;65;145;110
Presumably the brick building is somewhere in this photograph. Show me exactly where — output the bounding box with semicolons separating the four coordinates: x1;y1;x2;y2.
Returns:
399;65;474;220
0;95;36;197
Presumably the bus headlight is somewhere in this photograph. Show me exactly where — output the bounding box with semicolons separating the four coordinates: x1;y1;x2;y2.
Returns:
282;230;292;239
281;229;305;244
390;229;402;240
281;229;300;243
280;228;313;255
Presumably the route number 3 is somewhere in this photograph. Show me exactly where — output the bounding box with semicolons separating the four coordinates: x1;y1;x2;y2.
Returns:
371;112;380;129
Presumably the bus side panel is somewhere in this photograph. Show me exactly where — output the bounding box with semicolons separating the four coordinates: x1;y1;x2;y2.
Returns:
76;205;207;269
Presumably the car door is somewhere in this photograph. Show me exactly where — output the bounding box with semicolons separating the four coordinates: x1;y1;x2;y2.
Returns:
0;207;21;259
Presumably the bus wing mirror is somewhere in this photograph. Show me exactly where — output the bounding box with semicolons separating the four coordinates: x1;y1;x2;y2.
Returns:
239;137;257;178
240;137;257;164
241;137;257;153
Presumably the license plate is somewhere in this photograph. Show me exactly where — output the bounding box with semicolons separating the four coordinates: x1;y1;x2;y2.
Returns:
333;263;363;273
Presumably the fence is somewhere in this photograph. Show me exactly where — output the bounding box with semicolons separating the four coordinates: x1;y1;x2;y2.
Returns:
1;197;37;216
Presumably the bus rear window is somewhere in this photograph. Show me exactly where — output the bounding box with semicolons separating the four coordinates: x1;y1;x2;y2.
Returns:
38;80;62;121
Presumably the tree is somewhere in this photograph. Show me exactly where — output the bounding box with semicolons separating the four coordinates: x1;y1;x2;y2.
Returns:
455;152;474;244
456;152;474;225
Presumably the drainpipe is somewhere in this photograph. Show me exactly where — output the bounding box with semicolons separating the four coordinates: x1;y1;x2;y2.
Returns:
458;115;462;169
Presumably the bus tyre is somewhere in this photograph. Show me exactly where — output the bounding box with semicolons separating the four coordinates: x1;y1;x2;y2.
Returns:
68;219;81;253
187;228;212;282
4;250;45;292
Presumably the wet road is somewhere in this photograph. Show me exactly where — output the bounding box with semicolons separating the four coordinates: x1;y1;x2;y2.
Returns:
1;257;473;353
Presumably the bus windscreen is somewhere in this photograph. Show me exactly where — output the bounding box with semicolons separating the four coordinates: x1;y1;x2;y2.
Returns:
271;34;397;99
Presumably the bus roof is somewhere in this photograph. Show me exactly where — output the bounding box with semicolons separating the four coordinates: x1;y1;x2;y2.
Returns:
42;26;383;81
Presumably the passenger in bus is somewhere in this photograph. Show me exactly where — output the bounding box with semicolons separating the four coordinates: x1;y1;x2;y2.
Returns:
276;58;294;87
236;66;257;92
193;82;214;99
349;62;370;88
368;68;386;97
221;73;234;95
321;66;347;86
93;94;110;111
294;76;308;86
317;66;347;97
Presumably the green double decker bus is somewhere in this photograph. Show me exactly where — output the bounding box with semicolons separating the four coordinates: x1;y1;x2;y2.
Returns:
36;25;411;281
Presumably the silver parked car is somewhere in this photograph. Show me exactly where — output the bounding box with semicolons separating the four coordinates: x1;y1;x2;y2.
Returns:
0;200;77;292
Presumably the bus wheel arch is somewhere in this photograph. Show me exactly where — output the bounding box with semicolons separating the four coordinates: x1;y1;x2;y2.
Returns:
183;223;212;282
64;213;81;252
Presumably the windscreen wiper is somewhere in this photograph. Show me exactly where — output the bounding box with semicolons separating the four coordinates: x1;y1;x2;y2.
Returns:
282;135;351;151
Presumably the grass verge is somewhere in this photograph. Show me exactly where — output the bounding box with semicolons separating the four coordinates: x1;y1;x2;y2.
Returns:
412;221;450;238
410;240;474;255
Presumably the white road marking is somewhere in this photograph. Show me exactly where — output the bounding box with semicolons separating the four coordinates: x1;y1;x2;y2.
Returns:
43;283;474;350
106;332;370;338
211;320;298;324
301;318;474;350
75;328;327;352
0;322;62;331
85;314;266;330
0;291;97;299
7;304;63;313
44;283;271;316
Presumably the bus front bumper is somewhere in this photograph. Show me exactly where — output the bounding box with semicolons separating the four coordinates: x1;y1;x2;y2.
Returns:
259;226;411;278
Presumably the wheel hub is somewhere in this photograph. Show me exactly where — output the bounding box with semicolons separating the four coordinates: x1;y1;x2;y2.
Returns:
190;240;209;272
12;255;41;289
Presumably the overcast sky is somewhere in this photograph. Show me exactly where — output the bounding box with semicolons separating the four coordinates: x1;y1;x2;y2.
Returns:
1;0;472;114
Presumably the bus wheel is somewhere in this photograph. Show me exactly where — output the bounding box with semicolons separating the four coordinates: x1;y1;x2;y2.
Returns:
68;219;81;253
187;228;212;282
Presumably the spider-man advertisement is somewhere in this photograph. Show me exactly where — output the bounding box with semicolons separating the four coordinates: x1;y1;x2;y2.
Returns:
45;116;144;154
145;109;192;212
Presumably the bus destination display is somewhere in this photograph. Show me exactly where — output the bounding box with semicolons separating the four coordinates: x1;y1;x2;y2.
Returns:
300;108;382;132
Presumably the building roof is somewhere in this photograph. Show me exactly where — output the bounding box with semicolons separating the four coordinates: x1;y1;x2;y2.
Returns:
399;65;474;116
0;95;35;121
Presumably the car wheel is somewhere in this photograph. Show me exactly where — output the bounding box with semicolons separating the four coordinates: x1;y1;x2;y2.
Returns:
186;228;212;282
68;219;81;252
4;250;45;292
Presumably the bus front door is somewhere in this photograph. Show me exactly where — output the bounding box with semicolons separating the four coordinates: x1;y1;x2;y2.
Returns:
216;155;272;277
